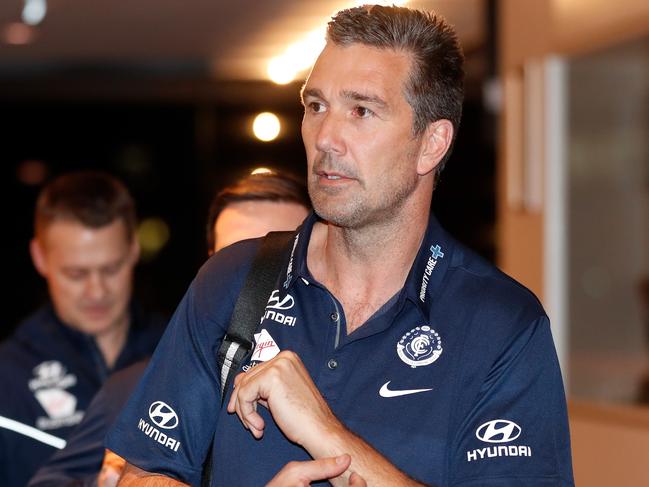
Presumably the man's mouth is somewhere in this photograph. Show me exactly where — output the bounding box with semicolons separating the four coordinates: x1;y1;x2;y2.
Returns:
82;305;112;316
317;170;350;181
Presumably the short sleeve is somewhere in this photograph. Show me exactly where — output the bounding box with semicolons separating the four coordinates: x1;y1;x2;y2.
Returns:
448;316;574;486
105;240;257;485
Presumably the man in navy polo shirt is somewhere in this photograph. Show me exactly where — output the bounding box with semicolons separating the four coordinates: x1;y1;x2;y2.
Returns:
0;172;165;486
108;5;574;486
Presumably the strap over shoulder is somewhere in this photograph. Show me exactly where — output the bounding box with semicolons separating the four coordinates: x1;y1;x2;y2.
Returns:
216;231;295;402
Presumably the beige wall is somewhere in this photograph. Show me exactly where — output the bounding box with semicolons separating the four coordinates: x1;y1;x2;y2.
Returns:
498;0;649;298
499;2;649;485
570;401;649;485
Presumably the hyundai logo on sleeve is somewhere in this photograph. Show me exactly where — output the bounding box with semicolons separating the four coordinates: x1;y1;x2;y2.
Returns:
476;419;521;443
148;401;179;429
466;419;532;462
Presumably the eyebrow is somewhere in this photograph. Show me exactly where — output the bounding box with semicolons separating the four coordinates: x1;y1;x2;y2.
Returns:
341;90;388;109
300;87;322;104
301;87;388;110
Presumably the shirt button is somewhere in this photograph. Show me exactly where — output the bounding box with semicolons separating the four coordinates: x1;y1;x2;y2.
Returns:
327;359;338;370
330;312;339;321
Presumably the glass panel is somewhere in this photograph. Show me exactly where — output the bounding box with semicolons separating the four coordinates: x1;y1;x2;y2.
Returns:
568;37;649;404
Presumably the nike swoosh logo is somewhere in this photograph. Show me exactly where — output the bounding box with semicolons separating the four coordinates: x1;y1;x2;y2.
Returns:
379;381;433;398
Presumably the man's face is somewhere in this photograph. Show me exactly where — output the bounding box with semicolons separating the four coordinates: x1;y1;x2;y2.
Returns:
213;200;308;253
31;219;139;337
301;42;426;229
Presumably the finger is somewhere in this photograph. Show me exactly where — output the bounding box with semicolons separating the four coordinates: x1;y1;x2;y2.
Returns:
237;402;265;437
97;467;121;487
233;380;266;436
349;471;368;487
300;454;351;480
266;455;352;486
226;372;247;413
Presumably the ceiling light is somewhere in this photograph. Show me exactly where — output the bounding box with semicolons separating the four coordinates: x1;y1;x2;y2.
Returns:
266;1;409;84
22;0;47;26
268;27;326;84
137;217;170;262
250;167;275;175
252;112;281;142
3;22;35;45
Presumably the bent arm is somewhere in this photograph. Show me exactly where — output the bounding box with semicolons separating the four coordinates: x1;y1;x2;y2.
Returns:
117;463;189;487
228;351;434;487
308;422;430;487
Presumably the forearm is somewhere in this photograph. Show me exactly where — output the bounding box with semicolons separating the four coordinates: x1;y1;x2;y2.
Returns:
117;463;189;487
307;422;434;487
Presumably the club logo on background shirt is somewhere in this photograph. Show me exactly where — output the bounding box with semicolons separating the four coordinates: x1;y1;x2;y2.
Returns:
466;419;532;462
397;326;443;368
148;401;179;429
251;329;281;362
34;388;77;420
29;360;83;430
29;361;77;391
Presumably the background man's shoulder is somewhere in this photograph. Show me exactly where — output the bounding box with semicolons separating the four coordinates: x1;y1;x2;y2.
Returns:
190;237;265;311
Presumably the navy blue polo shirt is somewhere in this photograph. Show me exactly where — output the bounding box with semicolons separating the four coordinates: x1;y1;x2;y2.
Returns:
106;213;574;486
0;303;165;487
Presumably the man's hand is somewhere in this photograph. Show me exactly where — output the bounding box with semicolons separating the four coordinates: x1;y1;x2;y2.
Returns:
98;449;127;487
228;350;426;487
266;455;367;487
226;350;341;449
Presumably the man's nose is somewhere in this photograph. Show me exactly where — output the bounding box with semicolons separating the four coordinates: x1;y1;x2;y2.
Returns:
314;112;345;155
85;273;108;300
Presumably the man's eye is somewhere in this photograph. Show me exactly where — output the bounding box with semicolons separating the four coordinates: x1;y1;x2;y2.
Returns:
64;271;86;280
308;102;325;113
352;106;374;118
102;263;122;276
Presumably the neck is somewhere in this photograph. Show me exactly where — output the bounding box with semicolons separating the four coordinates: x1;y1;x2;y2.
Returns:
94;315;130;369
308;195;431;332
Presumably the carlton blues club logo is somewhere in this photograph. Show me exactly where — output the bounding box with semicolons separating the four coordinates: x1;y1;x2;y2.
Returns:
397;326;443;368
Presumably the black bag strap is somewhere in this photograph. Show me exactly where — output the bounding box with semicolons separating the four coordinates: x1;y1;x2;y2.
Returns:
216;230;294;402
202;230;294;486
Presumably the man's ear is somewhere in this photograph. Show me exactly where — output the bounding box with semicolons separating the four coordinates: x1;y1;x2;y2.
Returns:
30;238;48;277
129;237;141;264
417;119;454;176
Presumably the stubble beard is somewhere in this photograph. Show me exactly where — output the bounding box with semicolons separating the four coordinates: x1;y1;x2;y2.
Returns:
308;166;420;231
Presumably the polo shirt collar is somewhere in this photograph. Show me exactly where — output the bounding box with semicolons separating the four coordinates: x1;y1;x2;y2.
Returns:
277;211;318;293
403;212;456;318
277;210;456;319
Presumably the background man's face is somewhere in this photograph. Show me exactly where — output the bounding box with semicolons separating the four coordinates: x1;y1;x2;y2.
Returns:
31;219;139;337
213;200;308;253
301;43;425;229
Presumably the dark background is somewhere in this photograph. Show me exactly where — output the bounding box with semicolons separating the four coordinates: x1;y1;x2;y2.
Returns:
1;48;496;340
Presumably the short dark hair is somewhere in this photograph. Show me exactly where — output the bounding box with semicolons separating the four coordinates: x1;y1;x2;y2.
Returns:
35;171;137;241
206;170;310;253
327;4;465;175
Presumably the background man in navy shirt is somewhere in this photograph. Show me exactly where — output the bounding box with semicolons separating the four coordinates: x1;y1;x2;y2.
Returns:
109;5;573;486
28;169;311;487
0;171;165;486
